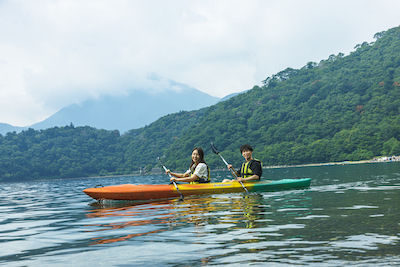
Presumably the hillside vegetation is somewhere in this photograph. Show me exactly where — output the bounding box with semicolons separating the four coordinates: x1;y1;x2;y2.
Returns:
1;26;400;182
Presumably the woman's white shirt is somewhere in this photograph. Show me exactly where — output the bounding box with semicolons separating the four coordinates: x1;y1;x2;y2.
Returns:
185;163;208;179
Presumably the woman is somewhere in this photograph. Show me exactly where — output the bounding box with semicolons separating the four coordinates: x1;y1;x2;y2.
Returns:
166;147;210;184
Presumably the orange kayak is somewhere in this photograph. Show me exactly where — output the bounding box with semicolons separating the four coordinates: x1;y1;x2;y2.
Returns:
83;178;311;201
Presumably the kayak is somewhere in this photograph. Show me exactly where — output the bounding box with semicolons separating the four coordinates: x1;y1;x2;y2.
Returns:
83;178;311;201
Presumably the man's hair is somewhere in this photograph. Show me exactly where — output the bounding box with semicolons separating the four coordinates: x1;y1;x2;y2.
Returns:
240;144;253;153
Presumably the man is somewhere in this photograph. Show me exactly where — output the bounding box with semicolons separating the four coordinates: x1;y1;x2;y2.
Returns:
222;144;262;183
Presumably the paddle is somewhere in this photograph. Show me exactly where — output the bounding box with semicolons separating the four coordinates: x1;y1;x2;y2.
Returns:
210;142;249;194
157;157;184;200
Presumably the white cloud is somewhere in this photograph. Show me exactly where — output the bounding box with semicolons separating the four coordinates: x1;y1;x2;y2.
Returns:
1;0;400;126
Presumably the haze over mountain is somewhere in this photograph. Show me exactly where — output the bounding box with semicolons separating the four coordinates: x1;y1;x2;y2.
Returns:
0;74;220;135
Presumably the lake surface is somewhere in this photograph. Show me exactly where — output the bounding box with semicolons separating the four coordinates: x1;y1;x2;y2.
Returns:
1;162;399;266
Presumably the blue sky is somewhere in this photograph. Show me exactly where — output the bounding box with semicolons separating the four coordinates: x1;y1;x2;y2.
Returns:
1;0;400;126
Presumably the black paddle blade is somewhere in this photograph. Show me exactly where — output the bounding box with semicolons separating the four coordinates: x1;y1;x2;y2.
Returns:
210;141;220;154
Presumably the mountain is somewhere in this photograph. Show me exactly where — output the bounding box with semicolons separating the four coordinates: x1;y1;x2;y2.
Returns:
0;123;27;136
1;25;400;181
1;74;219;136
161;26;400;169
28;74;219;134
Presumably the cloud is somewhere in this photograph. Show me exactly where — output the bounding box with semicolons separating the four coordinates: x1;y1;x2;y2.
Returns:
1;0;400;126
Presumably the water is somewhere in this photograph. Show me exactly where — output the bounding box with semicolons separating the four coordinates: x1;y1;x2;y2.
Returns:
1;162;399;266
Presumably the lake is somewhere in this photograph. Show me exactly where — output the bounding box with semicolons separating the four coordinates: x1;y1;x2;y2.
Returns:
1;162;399;266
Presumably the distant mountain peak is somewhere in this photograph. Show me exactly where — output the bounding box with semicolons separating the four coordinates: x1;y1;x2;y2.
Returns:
146;72;199;94
25;76;220;134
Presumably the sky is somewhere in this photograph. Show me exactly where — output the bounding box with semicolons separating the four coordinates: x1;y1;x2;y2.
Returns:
1;0;400;127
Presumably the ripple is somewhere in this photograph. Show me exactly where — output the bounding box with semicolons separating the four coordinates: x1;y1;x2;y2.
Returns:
337;205;379;210
330;233;400;250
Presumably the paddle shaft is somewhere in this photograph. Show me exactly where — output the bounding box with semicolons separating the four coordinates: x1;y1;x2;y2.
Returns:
216;152;249;194
217;154;238;177
157;158;184;200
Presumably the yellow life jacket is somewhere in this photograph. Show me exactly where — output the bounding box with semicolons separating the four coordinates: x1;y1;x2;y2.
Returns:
189;165;211;184
240;159;262;179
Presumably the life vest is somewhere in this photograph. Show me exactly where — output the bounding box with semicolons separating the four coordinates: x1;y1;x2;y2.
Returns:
240;159;262;179
189;164;211;184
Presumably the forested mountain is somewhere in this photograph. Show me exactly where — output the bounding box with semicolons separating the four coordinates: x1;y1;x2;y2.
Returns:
1;26;400;182
0;109;206;181
164;26;400;169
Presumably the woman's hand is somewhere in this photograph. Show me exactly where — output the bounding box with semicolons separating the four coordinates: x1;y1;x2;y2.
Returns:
227;164;233;170
170;177;177;182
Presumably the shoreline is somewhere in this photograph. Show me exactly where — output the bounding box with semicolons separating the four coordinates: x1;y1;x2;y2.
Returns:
262;159;372;169
263;156;400;169
2;157;398;183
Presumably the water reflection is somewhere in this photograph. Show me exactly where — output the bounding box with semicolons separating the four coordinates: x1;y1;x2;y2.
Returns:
84;192;312;246
86;200;174;244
